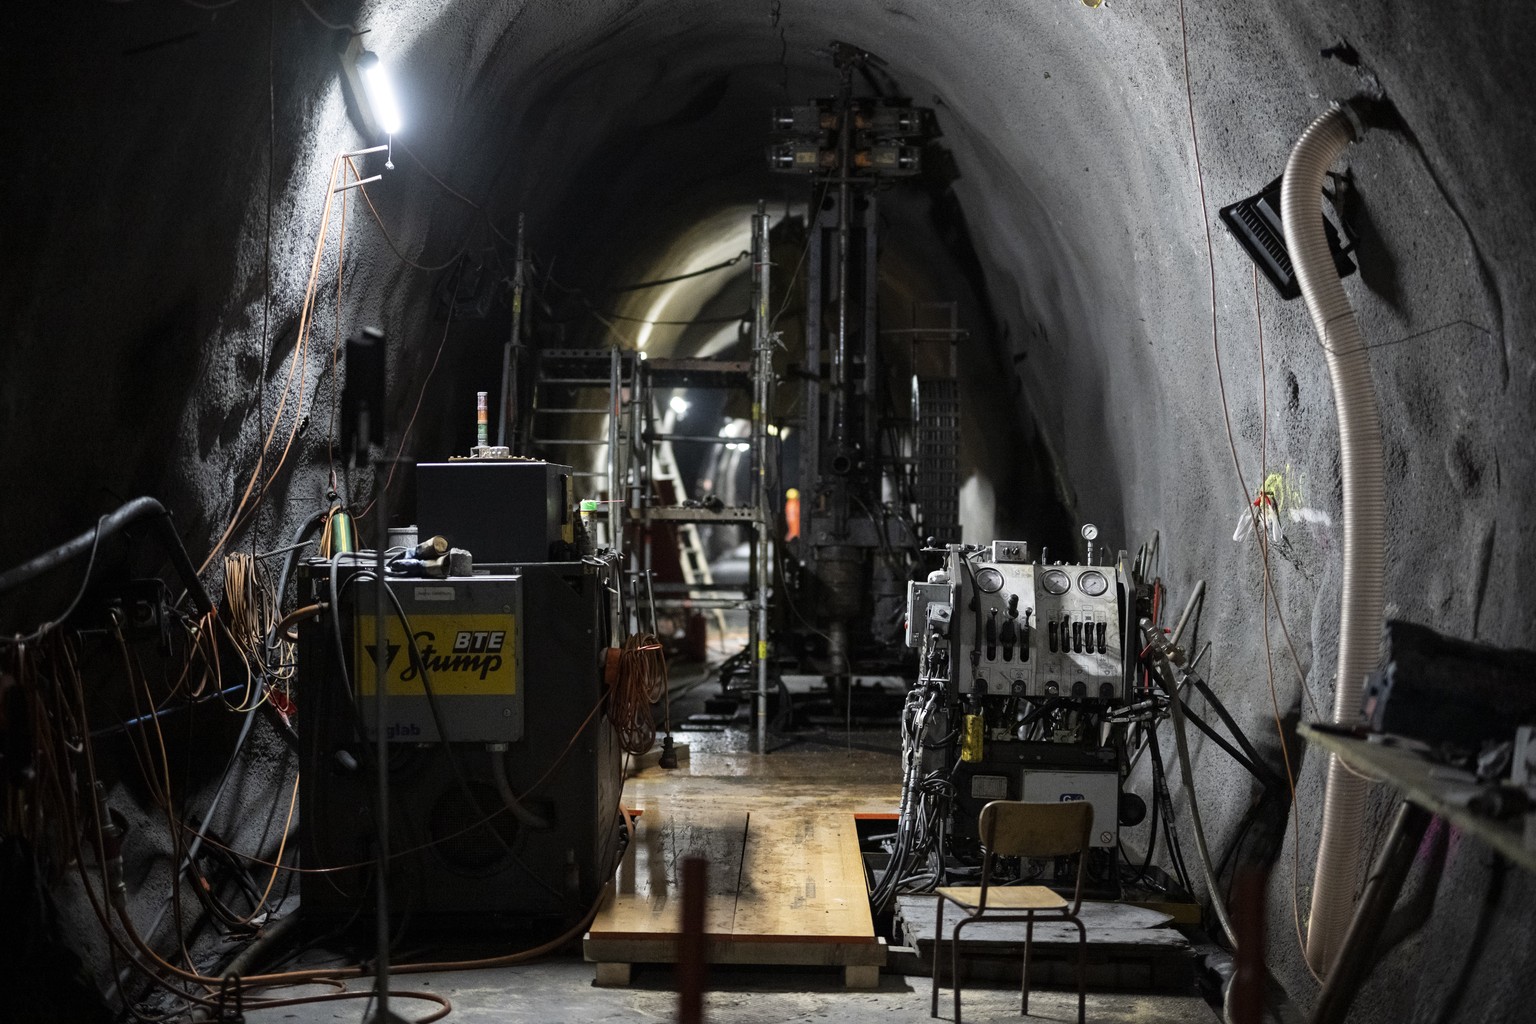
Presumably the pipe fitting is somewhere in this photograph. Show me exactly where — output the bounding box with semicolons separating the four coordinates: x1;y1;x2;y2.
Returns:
1329;99;1367;144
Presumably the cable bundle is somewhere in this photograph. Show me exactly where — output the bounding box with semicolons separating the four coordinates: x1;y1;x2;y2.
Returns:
221;551;294;711
609;633;667;755
869;630;956;909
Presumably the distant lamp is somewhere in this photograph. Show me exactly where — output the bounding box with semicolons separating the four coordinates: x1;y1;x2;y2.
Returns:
669;395;691;418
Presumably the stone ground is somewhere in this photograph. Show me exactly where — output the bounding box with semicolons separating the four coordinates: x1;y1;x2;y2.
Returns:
243;957;1219;1024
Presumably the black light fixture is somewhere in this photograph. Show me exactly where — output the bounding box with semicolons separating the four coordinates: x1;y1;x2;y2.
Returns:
1219;174;1356;300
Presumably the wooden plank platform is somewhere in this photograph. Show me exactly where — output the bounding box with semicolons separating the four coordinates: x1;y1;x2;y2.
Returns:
584;749;900;988
895;895;1197;992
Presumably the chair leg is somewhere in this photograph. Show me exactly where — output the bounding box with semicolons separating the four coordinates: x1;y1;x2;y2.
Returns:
931;897;944;1017
952;918;970;1024
1021;912;1033;1015
1073;915;1087;1024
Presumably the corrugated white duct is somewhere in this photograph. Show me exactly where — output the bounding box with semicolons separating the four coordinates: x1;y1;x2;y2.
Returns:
1281;103;1385;976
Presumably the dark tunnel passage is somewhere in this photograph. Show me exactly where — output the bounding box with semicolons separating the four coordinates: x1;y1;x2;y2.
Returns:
364;12;1080;548
1;1;1534;1021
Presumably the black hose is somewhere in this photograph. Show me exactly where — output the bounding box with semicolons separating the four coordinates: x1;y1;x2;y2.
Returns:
1185;671;1277;785
220;911;303;981
1178;698;1276;790
0;497;214;617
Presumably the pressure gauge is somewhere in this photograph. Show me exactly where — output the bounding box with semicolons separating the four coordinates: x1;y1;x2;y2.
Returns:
1080;523;1098;541
1077;570;1109;597
974;567;1004;593
1041;568;1071;595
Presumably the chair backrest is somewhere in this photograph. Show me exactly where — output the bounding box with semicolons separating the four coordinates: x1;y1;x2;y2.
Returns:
978;799;1094;860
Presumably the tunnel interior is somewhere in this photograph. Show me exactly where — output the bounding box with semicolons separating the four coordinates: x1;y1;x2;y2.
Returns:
2;1;1534;1021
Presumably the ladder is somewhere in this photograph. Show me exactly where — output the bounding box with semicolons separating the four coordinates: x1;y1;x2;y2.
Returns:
645;410;728;638
528;347;638;550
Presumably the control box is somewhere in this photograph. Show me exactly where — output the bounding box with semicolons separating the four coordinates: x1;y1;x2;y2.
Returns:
905;580;951;648
1021;769;1121;848
416;459;574;564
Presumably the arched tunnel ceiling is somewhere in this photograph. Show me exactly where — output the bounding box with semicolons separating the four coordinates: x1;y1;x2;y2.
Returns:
2;1;1535;1017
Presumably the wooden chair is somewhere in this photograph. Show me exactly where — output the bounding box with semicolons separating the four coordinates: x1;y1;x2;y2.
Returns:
929;799;1094;1024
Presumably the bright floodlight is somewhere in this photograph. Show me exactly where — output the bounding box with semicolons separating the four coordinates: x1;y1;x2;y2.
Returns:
669;395;691;418
358;51;403;136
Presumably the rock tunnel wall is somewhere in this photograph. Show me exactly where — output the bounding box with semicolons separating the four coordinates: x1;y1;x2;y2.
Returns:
2;0;1533;1017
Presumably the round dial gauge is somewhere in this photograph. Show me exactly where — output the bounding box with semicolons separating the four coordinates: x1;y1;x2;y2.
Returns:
1077;570;1109;597
974;567;1005;593
1041;569;1071;595
1080;523;1099;541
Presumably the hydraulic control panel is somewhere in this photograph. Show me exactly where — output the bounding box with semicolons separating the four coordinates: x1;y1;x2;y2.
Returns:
910;541;1128;704
897;534;1136;891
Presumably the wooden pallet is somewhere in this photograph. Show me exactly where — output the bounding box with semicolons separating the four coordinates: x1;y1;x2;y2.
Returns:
584;756;899;988
895;895;1197;991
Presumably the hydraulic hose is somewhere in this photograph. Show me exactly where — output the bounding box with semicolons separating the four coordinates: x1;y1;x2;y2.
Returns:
1281;101;1385;976
0;496;215;618
1145;621;1237;949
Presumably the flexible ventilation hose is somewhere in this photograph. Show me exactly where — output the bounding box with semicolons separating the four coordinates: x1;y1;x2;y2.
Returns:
1281;102;1385;976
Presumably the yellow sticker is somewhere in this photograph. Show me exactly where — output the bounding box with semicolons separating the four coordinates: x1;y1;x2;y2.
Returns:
354;613;517;697
757;640;768;660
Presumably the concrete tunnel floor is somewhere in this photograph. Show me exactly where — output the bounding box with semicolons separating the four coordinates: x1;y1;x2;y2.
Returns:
239;959;1219;1024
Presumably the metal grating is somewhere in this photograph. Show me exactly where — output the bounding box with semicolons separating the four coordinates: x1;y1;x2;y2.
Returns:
915;378;961;544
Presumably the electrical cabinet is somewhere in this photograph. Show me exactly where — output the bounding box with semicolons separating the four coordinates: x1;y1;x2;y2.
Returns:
296;561;618;929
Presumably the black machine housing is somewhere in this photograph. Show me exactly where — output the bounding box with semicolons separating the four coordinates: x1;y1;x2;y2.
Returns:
415;458;575;563
296;455;618;931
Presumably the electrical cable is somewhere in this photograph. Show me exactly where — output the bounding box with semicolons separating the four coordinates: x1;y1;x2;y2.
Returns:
295;0;360;33
355;268;460;521
269;602;323;641
126;702;263;960
61;639;620;1017
199;154;347;577
348;166;477;274
1176;0;1326;978
610;632;668;755
22;531;617;1016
